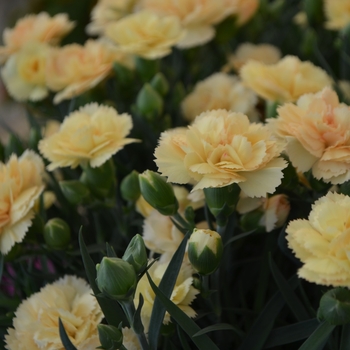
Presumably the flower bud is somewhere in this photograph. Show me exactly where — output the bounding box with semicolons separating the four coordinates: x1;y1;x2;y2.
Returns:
136;83;163;118
113;61;134;86
188;229;223;275
59;180;90;205
43;218;71;249
120;170;141;202
135;57;159;82
139;170;179;216
97;324;123;350
96;257;137;301
204;183;241;226
122;234;148;273
240;210;265;233
150;72;169;96
318;288;350;325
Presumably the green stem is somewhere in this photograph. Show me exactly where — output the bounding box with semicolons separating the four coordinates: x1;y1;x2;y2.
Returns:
172;212;193;230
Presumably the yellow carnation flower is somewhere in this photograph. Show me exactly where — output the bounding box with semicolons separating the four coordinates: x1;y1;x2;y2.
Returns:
324;0;350;30
46;40;134;104
105;11;185;59
268;87;350;184
0;150;45;255
0;12;74;64
5;275;103;349
240;55;332;103
231;0;259;26
134;260;199;332
154;110;287;197
181;72;258;123
286;191;350;287
38;103;138;170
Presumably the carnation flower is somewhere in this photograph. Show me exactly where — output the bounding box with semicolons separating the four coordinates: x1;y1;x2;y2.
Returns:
39;103;138;170
154;110;287;197
0;151;45;255
0;12;74;64
181;73;258;123
1;42;50;102
5;275;103;349
223;42;281;72
122;327;140;350
231;0;259;26
286;192;350;287
138;0;235;48
324;0;350;30
46;40;134;104
268;87;350;184
240;55;332;103
134;260;199;331
104;11;185;59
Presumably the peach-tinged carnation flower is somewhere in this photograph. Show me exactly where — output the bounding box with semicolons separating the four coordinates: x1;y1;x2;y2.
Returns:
1;43;50;102
154;110;287;197
134;260;198;331
324;0;350;30
105;11;185;59
224;43;281;72
181;73;258;123
0;12;74;64
231;0;259;26
240;55;332;103
86;0;136;35
5;275;103;349
0;151;45;255
122;328;140;350
269;87;350;184
46;40;134;104
38;103;138;170
138;0;235;48
286;191;350;286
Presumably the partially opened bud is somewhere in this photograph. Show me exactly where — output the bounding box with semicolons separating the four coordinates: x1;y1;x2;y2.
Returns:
139;170;179;216
59;180;90;205
97;324;123;350
96;257;137;301
120;170;140;202
43;218;71;249
122;234;147;273
188;229;223;275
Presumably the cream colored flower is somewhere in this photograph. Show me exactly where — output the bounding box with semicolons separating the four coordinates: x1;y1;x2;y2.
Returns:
38;103;138;170
1;42;50;102
105;11;185;59
240;55;332;103
46;40;134;104
5;275;103;349
86;0;137;35
324;0;350;30
231;0;259;26
0;12;74;64
134;260;198;331
122;328;140;350
42;120;61;138
286;191;350;286
154;110;287;197
138;0;235;48
224;43;281;72
269;87;350;184
0;151;45;255
181;73;259;123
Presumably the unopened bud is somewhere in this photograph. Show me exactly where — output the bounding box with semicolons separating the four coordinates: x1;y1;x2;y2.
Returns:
136;84;163;117
150;73;169;96
97;324;123;350
122;234;148;273
43;218;71;249
59;180;90;205
120;170;140;202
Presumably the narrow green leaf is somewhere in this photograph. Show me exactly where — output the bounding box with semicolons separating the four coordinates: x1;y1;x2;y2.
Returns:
224;230;255;247
106;243;117;257
148;231;190;350
238;275;299;350
0;253;4;283
298;320;335;350
177;325;192;350
193;323;245;338
78;229;126;327
264;318;320;348
340;323;350;350
269;255;309;321
59;318;77;350
133;294;145;334
146;272;220;350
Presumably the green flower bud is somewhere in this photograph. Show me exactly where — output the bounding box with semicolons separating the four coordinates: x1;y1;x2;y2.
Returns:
97;324;123;350
81;159;116;198
135;57;159;82
122;234;148;273
136;84;163;117
188;229;223;275
150;73;169;96
120;170;141;202
203;183;241;226
318;288;350;325
113;62;134;86
96;257;137;301
59;180;90;205
43;218;71;249
139;170;179;216
240;210;265;233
